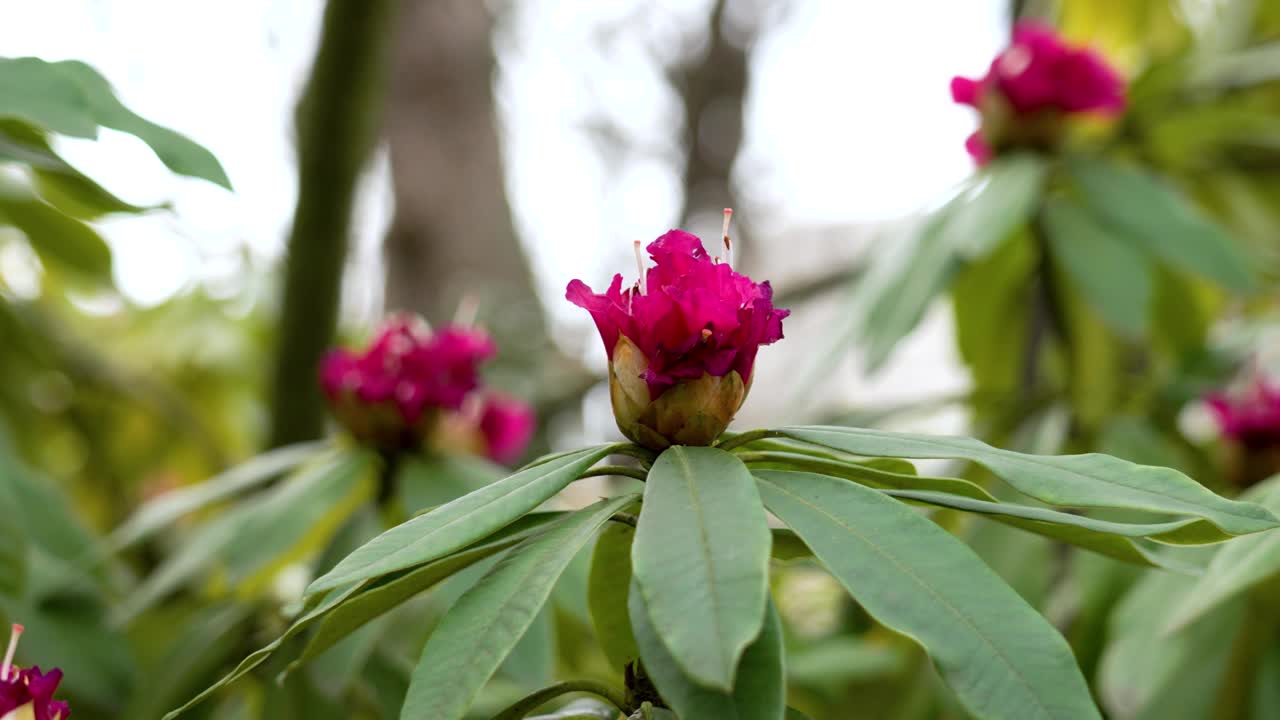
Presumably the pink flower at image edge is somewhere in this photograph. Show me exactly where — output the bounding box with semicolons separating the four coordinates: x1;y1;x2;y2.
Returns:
950;21;1125;163
1;625;70;720
1207;382;1280;451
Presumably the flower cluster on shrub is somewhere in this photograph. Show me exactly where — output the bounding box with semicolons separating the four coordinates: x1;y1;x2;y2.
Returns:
320;316;534;463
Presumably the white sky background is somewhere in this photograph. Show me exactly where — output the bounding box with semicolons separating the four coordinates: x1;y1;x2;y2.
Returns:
0;0;1007;434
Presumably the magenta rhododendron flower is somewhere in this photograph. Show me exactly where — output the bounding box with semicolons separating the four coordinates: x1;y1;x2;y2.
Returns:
320;314;537;458
320;317;495;423
951;21;1124;163
478;394;537;465
0;625;70;720
567;213;788;448
1207;381;1280;452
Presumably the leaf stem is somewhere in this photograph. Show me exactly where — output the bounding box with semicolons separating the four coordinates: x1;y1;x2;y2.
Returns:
714;429;783;453
489;680;631;719
580;465;650;482
612;444;658;468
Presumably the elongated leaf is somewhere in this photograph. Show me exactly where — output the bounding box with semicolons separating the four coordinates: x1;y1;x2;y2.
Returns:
0;190;111;280
1067;156;1254;291
1044;199;1152;338
1166;476;1280;631
309;444;620;593
860;153;1046;370
108;441;326;551
1097;562;1242;720
0;484;25;600
741;450;990;500
293;512;565;669
0;57;98;138
399;494;639;720
589;521;641;671
632;446;771;690
755;470;1099;720
524;699;619;719
163;580;367;719
121;603;252;719
881;488;1200;569
116;451;373;623
777;426;1278;542
629;580;785;720
397;453;503;514
222;450;376;588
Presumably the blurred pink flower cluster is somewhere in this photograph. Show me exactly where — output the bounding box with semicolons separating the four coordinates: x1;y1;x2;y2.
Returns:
1207;380;1280;452
320;316;535;463
951;21;1125;163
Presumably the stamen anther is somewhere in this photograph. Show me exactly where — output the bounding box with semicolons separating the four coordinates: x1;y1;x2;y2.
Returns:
453;294;479;327
721;208;734;268
1;623;23;681
633;241;647;294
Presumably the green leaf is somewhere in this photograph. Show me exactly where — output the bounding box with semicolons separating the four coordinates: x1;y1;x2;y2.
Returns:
116;450;374;623
309;444;620;594
629;580;785;720
0;181;111;280
1067;156;1255;291
786;636;907;687
0;119;155;218
108;441;326;551
740;450;991;500
880;488;1201;569
120;603;253;719
755;470;1100;720
951;231;1035;400
294;512;565;669
1043;199;1152;338
163;580;369;719
399;494;639;720
1166;476;1280;631
0;57;98;138
0;486;26;601
0;58;230;187
32;168;156;219
632;446;771;691
776;426;1278;542
222;449;376;589
859;153;1046;370
1096;564;1242;720
397;453;503;514
525;699;620;719
589;520;640;671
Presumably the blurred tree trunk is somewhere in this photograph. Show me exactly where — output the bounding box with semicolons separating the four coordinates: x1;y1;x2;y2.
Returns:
381;0;547;352
675;0;755;259
267;0;398;449
677;0;746;226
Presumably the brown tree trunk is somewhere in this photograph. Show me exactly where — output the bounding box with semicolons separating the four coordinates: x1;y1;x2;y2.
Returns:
674;0;754;257
381;0;546;352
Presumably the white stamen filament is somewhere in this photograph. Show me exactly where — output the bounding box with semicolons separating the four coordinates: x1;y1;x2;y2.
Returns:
1;623;22;681
633;240;647;294
721;208;734;268
453;294;479;327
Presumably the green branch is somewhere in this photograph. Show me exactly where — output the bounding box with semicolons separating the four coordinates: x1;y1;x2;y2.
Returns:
266;0;398;448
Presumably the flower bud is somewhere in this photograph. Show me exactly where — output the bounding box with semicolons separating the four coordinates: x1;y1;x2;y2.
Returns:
568;228;787;450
